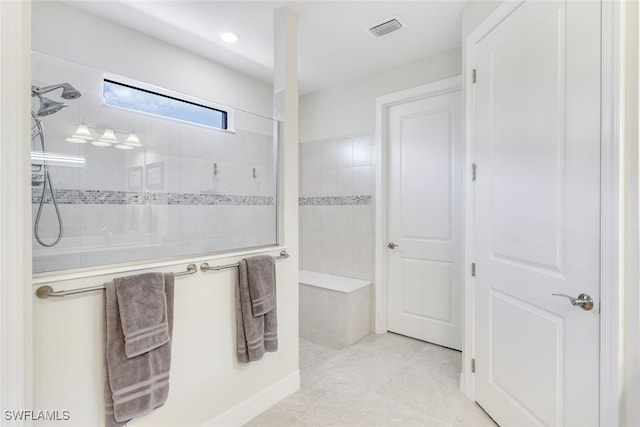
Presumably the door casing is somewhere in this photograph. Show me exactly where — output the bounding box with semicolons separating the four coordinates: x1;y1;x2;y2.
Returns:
374;75;463;335
385;85;463;350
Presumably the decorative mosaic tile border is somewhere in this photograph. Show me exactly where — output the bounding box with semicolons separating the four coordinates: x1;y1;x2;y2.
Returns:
32;188;274;206
33;190;371;206
299;196;372;206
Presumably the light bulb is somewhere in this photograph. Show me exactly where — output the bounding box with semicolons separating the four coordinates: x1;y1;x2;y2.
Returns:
66;124;93;143
98;128;119;145
124;132;142;147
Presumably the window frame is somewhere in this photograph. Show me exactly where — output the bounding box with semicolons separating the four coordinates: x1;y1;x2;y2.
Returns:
102;73;235;132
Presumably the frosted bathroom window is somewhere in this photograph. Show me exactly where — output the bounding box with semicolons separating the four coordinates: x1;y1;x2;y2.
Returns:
103;79;228;130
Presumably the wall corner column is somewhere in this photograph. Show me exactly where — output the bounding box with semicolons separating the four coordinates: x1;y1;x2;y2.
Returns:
273;6;300;366
0;0;33;425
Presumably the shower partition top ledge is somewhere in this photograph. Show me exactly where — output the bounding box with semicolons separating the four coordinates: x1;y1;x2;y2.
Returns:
299;270;371;293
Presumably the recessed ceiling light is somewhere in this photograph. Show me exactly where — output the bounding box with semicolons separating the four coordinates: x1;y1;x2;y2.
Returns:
219;31;239;44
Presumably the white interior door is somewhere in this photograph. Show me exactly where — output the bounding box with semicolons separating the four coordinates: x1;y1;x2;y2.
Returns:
387;87;462;350
473;1;601;426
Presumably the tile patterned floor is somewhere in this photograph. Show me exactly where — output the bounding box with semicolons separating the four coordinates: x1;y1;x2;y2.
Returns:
246;333;498;426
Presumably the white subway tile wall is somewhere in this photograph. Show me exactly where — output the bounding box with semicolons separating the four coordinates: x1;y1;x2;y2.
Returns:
299;134;375;281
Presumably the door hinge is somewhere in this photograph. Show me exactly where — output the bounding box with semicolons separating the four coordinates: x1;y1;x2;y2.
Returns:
471;358;476;373
472;163;477;182
472;69;477;84
471;262;476;277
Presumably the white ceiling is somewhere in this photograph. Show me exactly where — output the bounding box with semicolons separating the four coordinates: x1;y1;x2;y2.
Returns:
68;1;465;95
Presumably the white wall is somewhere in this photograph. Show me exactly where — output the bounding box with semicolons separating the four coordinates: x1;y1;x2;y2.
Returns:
31;2;298;426
297;47;461;349
461;1;501;40
32;2;273;118
299;48;462;143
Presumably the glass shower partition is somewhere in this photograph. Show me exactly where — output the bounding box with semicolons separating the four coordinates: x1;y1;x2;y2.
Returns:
31;51;279;274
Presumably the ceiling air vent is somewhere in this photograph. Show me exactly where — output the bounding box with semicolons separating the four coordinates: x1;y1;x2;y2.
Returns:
368;17;404;39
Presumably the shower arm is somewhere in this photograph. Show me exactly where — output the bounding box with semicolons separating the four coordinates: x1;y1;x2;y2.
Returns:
32;84;64;97
31;83;81;99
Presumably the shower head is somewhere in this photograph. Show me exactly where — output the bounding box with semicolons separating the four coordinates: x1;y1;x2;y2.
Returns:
37;96;67;117
32;83;82;100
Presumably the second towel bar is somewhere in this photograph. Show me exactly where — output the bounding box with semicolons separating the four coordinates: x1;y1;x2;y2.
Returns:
200;250;289;272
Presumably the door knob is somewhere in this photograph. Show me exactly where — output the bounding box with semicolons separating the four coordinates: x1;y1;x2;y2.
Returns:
388;242;399;249
551;293;594;311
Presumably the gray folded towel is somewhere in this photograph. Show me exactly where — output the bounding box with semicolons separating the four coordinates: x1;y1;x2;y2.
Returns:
104;272;174;426
245;255;276;316
236;258;278;363
115;272;169;358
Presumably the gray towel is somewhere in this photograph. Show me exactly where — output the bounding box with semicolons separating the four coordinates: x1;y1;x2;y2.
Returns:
245;255;276;316
104;272;174;426
236;258;278;363
115;272;169;358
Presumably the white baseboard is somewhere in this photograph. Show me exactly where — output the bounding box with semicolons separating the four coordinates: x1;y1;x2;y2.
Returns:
202;370;300;427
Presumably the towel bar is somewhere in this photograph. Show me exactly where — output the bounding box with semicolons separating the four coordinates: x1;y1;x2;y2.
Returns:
35;263;198;299
199;250;289;272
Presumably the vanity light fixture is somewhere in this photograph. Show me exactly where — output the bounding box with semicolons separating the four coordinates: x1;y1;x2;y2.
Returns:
67;125;143;149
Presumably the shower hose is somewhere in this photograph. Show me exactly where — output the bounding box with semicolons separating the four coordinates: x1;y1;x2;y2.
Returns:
31;110;63;247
